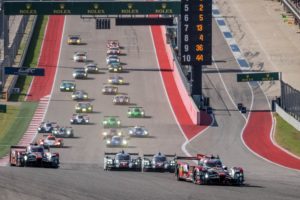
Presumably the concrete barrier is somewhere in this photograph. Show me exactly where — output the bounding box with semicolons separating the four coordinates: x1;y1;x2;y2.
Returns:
160;26;201;124
276;103;300;131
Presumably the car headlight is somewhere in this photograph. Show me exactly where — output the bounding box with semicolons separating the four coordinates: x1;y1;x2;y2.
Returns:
71;86;75;89
77;40;80;43
24;155;28;161
60;86;64;89
129;130;133;134
118;132;122;136
72;95;75;98
106;140;111;144
144;131;148;135
102;89;105;92
117;121;120;124
122;140;127;145
88;107;92;110
103;132;107;136
103;121;107;124
86;120;89;123
141;112;144;115
128;112;131;114
84;95;87;98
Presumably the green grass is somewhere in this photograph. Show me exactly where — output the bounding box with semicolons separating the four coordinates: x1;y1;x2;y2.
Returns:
274;113;300;157
0;102;38;157
10;16;49;102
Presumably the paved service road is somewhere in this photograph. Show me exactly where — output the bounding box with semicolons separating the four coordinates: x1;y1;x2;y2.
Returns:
0;16;299;200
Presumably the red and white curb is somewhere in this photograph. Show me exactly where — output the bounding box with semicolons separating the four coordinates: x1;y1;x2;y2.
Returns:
0;95;50;166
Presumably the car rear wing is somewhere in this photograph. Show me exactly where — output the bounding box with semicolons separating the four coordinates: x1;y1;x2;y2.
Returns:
175;154;206;160
105;152;139;156
143;154;176;157
10;145;27;150
62;80;75;83
68;34;80;37
128;106;143;108
103;116;119;118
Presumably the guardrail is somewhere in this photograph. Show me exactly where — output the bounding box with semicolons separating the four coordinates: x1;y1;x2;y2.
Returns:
275;103;300;131
283;0;300;21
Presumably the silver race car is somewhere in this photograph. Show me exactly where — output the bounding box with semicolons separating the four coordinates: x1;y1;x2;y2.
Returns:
105;135;128;147
102;84;118;95
52;127;74;138
37;121;58;133
113;95;130;105
84;63;100;74
128;126;149;137
104;150;141;171
102;129;123;140
73;68;88;79
72;90;88;100
73;51;87;62
106;55;120;64
70;114;89;124
108;63;123;73
142;152;176;172
108;75;124;85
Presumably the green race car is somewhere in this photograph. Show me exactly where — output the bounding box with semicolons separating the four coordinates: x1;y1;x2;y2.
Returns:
127;107;145;118
75;102;93;113
102;116;121;128
60;80;76;92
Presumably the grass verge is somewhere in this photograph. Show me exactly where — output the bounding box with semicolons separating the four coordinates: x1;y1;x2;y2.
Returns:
0;102;38;157
274;113;300;157
10;16;49;102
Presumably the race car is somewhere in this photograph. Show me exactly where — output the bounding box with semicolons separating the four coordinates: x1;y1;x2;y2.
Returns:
73;51;87;62
108;63;123;73
142;152;176;172
102;84;118;95
72;90;88;100
104;150;141;171
175;154;244;186
106;40;120;48
105;135;128;147
106;55;120;64
107;47;120;55
52;127;74;138
75;102;93;113
60;80;76;92
102;116;121;128
102;128;123;140
128;126;149;137
10;144;59;168
84;63;100;74
127;107;145;118
67;35;81;45
113;94;130;105
70;113;89;124
37;121;58;133
73;68;88;79
108;75;124;85
37;134;64;148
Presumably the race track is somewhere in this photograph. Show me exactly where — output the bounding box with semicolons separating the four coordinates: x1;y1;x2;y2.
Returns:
0;16;299;200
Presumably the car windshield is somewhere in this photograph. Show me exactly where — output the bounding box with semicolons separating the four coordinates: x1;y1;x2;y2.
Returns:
45;123;52;127
31;147;44;153
112;137;121;142
135;127;143;132
205;160;222;168
47;137;56;140
116;154;130;160
134;108;140;112
109;118;116;122
70;36;79;40
65;83;74;87
154;156;166;162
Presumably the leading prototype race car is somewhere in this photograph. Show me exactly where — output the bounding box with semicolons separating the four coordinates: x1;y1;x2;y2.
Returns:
70;113;89;124
38;134;64;148
142;152;176;172
108;75;124;85
102;116;121;128
73;51;87;62
105;135;128;147
10;144;59;168
128;126;149;137
73;68;88;79
108;63;123;73
175;154;244;186
72;90;88;100
52;127;74;138
75;102;93;113
113;95;130;105
60;80;76;92
67;35;81;45
127;107;145;118
84;63;100;74
37;121;58;133
104;151;141;171
106;40;120;48
102;128;123;140
102;84;118;95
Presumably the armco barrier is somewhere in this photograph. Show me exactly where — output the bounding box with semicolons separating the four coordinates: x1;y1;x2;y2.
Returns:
275;103;300;131
160;26;200;124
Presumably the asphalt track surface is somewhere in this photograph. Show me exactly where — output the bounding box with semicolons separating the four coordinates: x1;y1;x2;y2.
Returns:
0;16;299;200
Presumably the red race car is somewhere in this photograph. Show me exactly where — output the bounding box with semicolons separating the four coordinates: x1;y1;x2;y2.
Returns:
175;154;244;186
106;40;120;48
38;134;64;148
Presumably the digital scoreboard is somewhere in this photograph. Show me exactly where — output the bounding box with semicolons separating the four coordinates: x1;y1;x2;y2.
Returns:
181;0;212;66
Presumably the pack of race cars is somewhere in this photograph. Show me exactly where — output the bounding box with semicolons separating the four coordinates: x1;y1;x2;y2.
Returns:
9;37;245;186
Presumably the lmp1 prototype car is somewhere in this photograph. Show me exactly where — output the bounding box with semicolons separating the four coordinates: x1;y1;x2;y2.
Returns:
60;80;76;92
108;63;123;73
108;75;124;85
102;129;123;140
70;113;89;124
127;107;145;118
142;152;176;172
75;102;93;113
37;121;58;133
67;35;81;45
72;90;88;100
128;126;149;137
102;116;121;128
106;40;120;48
104;151;141;171
105;135;128;147
113;95;130;105
10;144;59;168
84;63;100;74
52;127;74;138
38;135;64;148
175;154;244;186
73;51;87;62
73;68;88;79
102;84;118;95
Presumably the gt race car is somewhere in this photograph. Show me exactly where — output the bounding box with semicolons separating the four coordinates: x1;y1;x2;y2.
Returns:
84;63;100;73
127;107;145;118
67;35;81;45
73;51;87;62
72;90;88;100
104;151;141;171
60;80;76;92
102;84;118;95
70;114;89;124
75;102;93;113
142;152;176;172
108;75;124;85
106;55;120;64
73;68;88;79
108;63;123;73
102;116;121;128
